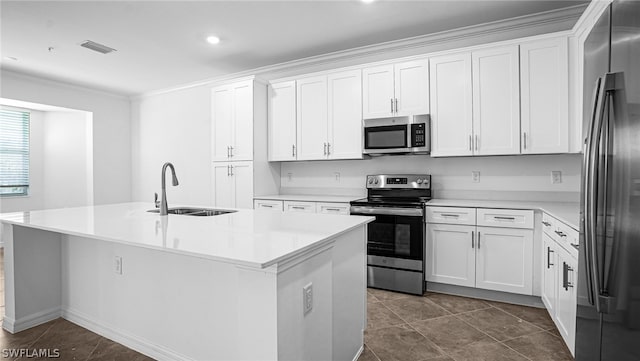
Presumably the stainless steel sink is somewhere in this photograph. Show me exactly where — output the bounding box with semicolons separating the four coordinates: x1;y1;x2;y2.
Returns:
147;207;236;216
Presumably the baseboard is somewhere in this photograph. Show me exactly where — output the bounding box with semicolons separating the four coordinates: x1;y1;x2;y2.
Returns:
62;308;194;361
352;345;364;361
2;307;61;333
426;282;545;308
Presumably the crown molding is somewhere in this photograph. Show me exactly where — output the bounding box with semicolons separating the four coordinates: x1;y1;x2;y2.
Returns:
136;4;588;99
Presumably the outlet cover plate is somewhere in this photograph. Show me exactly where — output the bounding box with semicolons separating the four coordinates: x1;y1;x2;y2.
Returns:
472;171;480;183
551;171;562;184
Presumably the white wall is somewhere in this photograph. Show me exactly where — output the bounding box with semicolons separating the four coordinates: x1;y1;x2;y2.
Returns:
42;111;93;209
131;85;212;206
281;154;582;202
0;70;131;206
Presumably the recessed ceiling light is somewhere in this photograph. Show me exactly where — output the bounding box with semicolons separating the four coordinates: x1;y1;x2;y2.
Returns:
362;0;375;3
206;35;221;45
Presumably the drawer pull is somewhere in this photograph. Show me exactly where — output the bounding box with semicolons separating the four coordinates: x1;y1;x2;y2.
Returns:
291;206;306;210
325;208;342;212
541;221;551;226
471;232;475;249
547;247;554;268
477;231;481;249
494;216;516;221
261;204;274;208
440;214;460;218
563;262;574;290
555;230;567;237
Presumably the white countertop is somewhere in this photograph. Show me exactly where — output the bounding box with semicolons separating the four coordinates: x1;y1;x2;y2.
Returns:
426;199;580;230
0;202;373;269
254;194;363;203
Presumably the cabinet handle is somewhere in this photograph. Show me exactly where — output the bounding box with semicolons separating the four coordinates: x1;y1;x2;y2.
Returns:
469;135;472;151
291;206;306;210
261;204;274;208
475;135;479;151
395;98;398;113
477;231;481;249
230;165;234;176
390;98;394;113
324;142;327;156
229;146;233;157
227;165;231;176
325;208;342;212
523;132;528;150
542;221;551;227
327;142;331;155
227;146;230;158
292;144;296;157
555;230;567;238
547;247;554;268
563;262;574;290
494;216;516;221
441;213;460;218
471;232;475;249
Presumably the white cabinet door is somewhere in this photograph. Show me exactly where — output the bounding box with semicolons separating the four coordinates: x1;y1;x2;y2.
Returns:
328;70;363;160
362;64;394;119
231;162;253;209
268;81;297;161
394;60;430;116
231;81;253;161
520;38;569;154
556;248;577;355
429;53;473;157
296;76;328;160
541;233;558;316
426;223;476;287
213;163;234;208
472;46;521;156
475;226;533;295
212;85;234;161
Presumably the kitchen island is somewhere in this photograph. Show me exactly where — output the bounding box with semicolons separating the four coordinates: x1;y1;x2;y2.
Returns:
0;202;373;361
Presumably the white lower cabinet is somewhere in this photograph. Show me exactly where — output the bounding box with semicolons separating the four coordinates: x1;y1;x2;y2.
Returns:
253;198;350;215
254;199;284;211
284;201;316;213
541;213;578;356
316;202;350;215
425;207;534;295
212;162;253;209
475;226;533;294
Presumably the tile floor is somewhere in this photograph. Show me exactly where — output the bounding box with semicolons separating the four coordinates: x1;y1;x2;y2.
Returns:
0;244;571;361
359;288;574;361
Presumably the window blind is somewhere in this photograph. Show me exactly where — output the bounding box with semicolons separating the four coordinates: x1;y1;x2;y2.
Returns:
0;108;30;196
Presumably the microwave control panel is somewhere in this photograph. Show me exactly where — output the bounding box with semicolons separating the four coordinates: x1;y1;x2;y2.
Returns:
411;123;426;148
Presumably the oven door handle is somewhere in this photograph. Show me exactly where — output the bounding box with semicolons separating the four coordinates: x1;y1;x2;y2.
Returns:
349;206;423;217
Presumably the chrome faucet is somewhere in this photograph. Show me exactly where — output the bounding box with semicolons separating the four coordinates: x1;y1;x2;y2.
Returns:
158;162;179;216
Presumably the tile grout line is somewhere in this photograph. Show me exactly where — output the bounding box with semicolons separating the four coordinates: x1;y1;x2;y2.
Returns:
84;337;105;361
487;303;554;334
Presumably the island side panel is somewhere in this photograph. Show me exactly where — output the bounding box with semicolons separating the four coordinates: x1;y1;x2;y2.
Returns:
331;226;367;361
61;234;269;361
1;224;62;333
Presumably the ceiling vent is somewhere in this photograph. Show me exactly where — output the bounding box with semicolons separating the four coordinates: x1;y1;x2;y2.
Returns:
80;40;116;54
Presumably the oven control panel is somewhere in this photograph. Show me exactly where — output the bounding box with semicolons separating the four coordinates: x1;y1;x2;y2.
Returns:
366;174;431;189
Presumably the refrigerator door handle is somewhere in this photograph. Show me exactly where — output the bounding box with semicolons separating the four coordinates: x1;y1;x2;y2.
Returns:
583;76;602;308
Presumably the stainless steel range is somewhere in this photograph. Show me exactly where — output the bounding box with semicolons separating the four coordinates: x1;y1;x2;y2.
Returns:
350;174;431;295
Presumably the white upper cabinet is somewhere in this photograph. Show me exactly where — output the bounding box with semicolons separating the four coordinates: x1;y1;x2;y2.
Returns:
520;37;569;154
472;45;521;155
362;65;395;119
296;76;328;161
268;81;297;161
327;70;363;160
362;60;429;119
394;60;430;116
429;52;473;157
211;80;254;162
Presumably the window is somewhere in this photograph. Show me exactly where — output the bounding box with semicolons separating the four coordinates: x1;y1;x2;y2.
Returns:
0;108;30;196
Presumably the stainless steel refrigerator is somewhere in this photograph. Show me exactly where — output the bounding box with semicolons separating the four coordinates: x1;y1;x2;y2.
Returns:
577;1;640;360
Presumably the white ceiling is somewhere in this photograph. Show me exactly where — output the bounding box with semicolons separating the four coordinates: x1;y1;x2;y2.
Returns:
1;0;587;96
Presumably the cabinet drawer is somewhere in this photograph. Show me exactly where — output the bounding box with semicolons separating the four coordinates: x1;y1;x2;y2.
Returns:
254;199;283;211
556;222;579;256
284;201;317;213
476;208;533;229
317;202;350;215
425;207;476;225
542;213;557;236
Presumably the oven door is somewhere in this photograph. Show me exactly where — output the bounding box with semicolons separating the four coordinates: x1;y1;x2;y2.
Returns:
363;124;408;153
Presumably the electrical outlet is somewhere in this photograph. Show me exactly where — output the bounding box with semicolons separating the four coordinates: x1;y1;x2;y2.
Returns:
334;172;340;182
114;256;123;275
303;283;313;315
287;172;293;182
472;171;480;183
551;171;562;184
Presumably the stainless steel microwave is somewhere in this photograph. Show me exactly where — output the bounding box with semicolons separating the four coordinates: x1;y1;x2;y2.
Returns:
363;114;430;155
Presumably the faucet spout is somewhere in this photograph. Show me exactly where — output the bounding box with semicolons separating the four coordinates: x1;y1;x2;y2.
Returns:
160;162;179;215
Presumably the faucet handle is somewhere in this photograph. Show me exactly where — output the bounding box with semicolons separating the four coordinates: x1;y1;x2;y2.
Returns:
154;192;160;208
